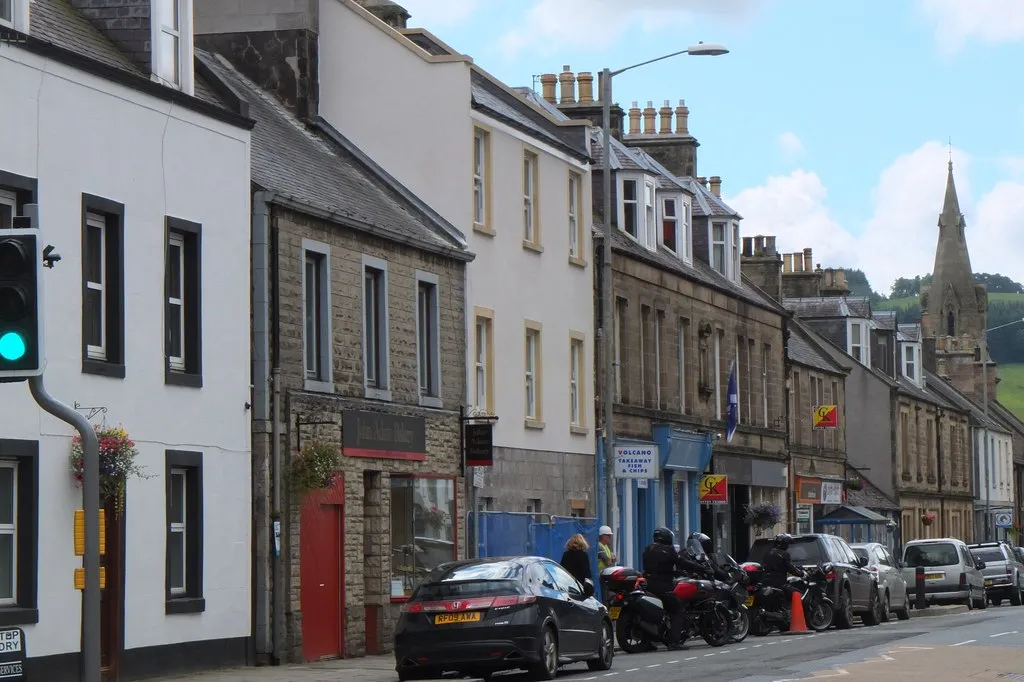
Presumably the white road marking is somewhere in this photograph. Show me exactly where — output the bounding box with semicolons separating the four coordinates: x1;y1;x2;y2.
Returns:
685;656;697;661
779;639;792;643
951;640;975;646
602;673;618;677
667;660;678;663
752;644;763;648
736;646;748;651
704;652;716;657
894;646;933;650
626;669;639;673
766;642;778;646
990;631;1017;638
646;664;660;668
581;677;597;680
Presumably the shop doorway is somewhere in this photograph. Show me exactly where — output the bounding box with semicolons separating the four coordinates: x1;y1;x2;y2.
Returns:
729;485;751;561
299;475;345;662
100;497;126;681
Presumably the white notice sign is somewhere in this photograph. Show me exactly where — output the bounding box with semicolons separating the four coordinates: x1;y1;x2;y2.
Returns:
821;481;843;505
614;445;659;479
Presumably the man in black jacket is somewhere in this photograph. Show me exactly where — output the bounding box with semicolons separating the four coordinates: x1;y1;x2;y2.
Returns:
762;533;805;596
642;527;711;646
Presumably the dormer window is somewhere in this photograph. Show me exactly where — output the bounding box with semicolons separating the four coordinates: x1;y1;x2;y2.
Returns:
659;195;691;262
711;222;727;274
153;0;194;94
847;319;871;367
619;174;656;251
903;343;920;382
732;223;741;279
0;0;29;32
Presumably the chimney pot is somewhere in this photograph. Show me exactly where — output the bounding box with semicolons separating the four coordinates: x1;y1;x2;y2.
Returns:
558;68;577;104
709;176;722;198
765;236;777;255
783;253;793;273
540;73;557;104
803;247;813;268
742;236;753;257
628;102;642;135
674;99;690;135
696;176;707;188
642;101;657;134
794;252;804;272
658;100;673;134
576;72;594;103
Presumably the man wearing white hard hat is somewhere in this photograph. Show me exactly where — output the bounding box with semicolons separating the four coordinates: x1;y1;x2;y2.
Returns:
597;525;616;571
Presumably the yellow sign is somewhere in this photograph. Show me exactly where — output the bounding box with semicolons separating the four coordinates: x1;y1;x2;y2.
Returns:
74;509;106;557
812;404;838;429
74;567;106;590
699;474;728;503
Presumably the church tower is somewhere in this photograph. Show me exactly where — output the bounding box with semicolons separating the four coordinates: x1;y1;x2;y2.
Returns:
921;160;994;399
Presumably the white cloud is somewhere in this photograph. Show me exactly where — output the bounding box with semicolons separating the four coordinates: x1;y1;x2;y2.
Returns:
400;0;480;28
497;0;767;59
729;141;1024;295
777;131;805;159
916;0;1024;53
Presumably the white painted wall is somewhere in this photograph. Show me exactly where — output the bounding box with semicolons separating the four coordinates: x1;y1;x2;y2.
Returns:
315;0;595;456
975;428;1014;507
0;47;251;657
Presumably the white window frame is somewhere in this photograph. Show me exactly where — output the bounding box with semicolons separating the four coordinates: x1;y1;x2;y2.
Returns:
711;222;727;276
168;467;187;596
473;130;487;226
847;319;870;366
644;181;656;251
0;189;16;228
475;316;491;411
362;254;391;401
0;0;28;32
0;461;17;606
415;271;442;408
569;338;582;426
678;319;687;414
301;239;333;392
523;151;538;242
682;199;692;263
151;0;195;94
84;212;107;362
568;172;580;258
167;232;186;372
660;195;681;258
903;343;918;382
525;328;539;419
731;222;741;281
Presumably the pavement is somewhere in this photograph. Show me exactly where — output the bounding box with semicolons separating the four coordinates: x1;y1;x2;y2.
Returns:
148;603;1024;682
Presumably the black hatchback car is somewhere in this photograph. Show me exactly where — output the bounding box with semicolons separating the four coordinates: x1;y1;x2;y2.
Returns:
394;556;614;681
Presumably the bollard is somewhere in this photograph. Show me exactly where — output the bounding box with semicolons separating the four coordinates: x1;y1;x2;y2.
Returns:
915;565;928;609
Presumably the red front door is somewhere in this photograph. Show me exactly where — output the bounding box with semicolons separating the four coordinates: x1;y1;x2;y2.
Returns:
300;477;345;661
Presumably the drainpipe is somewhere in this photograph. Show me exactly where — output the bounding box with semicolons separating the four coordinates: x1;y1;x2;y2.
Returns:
936;408;945;537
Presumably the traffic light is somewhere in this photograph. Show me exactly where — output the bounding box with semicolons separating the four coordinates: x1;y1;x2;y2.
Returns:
0;215;43;381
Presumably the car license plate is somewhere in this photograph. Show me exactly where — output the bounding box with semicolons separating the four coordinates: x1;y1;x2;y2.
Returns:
744;596;755;607
609;607;621;620
925;573;943;581
434;612;482;625
985;580;993;587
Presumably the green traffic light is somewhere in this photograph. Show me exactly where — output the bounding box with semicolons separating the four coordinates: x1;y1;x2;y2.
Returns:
0;332;26;362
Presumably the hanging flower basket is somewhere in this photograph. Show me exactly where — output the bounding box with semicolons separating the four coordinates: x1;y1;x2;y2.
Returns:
744;502;782;529
68;424;151;517
844;477;864;491
921;512;936;526
289;441;340;497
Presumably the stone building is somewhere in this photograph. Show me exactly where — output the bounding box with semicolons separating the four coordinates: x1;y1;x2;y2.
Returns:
198;52;472;663
544;77;788;564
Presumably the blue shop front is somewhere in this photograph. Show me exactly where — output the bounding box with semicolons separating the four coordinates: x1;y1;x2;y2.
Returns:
596;428;713;569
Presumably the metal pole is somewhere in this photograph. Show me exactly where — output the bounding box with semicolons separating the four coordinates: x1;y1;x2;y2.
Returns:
982;331;991;542
600;68;618;546
29;375;100;682
271;367;284;662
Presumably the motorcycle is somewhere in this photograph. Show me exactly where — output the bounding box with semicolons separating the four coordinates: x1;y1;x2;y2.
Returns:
740;561;835;635
715;554;751;643
599;566;733;652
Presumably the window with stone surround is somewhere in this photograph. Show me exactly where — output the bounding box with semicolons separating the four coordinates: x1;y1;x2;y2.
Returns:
655;310;664;410
568;172;582;260
415;272;441;406
302;240;332;391
524;321;543;425
678;318;690;414
474;309;494;413
762;343;770;425
569;333;585;430
900;411;910;477
390;476;455;598
362;255;390;401
523;151;539;246
164;217;202;388
473;128;491;229
82;194;126;379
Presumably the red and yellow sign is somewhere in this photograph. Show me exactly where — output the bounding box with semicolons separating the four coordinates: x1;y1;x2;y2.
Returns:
812;404;838;430
699;474;728;504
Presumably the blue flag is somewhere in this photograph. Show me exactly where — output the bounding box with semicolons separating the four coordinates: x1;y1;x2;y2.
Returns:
726;361;738;442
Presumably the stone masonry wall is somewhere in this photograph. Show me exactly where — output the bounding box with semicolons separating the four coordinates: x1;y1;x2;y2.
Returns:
270;206;468;660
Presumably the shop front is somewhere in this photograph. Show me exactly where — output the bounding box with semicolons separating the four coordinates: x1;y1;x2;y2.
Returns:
610;439;661;569
653;426;714;551
701;454;788;561
793;475;844;534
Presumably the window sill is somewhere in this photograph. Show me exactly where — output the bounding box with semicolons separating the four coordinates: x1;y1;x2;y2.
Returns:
0;607;38;626
365;387;393;402
165;597;206;615
304;379;335;393
524;419;546;430
419;395;443;409
570;424;588;436
473;223;495;237
522;240;544;254
82;359;126;379
568;255;587;269
166;369;203;388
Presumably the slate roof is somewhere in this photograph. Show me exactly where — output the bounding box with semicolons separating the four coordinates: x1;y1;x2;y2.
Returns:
872;310;897;330
471;71;589;162
924;370;1009;433
898;323;921;342
788;320;847;374
783;296;872;319
28;0;230;110
843;467;900;511
198;52;471;258
897;372;959;412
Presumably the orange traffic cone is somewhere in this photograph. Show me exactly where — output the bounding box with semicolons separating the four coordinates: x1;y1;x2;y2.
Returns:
788;590;813;634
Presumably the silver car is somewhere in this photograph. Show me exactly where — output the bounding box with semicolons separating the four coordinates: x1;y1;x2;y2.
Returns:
900;538;987;610
850;543;910;621
968;541;1024;606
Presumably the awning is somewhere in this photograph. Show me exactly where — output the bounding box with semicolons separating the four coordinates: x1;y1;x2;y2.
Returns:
814;505;890;525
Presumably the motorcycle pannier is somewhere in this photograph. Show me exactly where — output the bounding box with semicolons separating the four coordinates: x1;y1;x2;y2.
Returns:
599;566;642;593
673;580;699;600
631;593;665;622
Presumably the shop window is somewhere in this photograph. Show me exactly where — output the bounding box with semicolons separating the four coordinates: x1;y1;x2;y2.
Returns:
390;476;456;598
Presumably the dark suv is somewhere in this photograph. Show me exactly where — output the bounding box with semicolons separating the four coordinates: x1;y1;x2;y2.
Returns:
747;533;878;629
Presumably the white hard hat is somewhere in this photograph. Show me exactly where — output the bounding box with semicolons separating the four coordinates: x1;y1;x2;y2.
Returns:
599;526;613;536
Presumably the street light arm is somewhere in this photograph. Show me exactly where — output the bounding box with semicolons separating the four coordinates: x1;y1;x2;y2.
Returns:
610;42;729;77
611;48;693;77
985;317;1024;334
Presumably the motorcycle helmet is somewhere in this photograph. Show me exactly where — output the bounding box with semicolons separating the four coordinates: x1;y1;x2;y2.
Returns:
773;533;794;550
687;532;713;559
653;527;674;545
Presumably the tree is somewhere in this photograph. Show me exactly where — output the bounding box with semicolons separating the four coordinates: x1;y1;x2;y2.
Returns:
841;267;884;302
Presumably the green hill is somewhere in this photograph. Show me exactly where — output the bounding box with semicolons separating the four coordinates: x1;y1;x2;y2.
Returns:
876;292;1024;311
997;364;1024;422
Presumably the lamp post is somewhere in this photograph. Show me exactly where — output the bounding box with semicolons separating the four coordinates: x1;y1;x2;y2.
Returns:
599;42;728;544
981;317;1024;541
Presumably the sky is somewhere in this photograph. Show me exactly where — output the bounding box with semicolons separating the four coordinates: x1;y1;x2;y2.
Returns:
398;0;1024;296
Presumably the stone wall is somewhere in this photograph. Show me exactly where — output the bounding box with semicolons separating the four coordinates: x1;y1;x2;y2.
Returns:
475;447;594;515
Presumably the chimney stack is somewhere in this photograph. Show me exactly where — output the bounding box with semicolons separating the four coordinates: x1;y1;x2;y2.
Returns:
820;267;851;297
628;102;641;135
642;100;657;134
741;235;784;302
709;176;722;198
781;248;822;298
675;99;689;135
558;66;576;104
659;100;673;134
540;73;557;104
577;72;594;103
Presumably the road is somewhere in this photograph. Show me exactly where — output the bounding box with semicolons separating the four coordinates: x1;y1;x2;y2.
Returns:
150;605;1024;682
